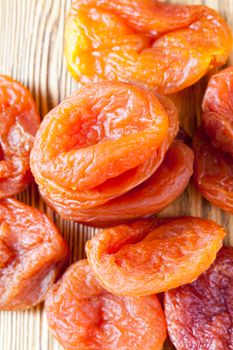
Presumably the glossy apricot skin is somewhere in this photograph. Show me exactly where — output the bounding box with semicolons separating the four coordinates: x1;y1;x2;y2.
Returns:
65;0;232;94
86;217;225;297
45;259;167;350
193;128;233;214
74;140;194;227
0;75;40;198
203;67;233;157
30;82;179;223
0;198;68;310
165;247;233;350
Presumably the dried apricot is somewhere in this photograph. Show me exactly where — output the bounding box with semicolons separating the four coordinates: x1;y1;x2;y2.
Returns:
203;67;233;157
193;128;233;214
0;198;68;310
65;0;232;94
72;140;194;227
30;82;178;222
0;75;40;198
165;247;233;350
86;217;225;296
45;259;167;350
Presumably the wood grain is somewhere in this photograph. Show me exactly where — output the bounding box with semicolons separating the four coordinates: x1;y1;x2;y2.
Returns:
0;0;233;349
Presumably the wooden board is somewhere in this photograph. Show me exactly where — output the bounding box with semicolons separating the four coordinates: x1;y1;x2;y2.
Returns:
0;0;232;349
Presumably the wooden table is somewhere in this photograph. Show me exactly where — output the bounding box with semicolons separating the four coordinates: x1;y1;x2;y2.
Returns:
0;0;233;349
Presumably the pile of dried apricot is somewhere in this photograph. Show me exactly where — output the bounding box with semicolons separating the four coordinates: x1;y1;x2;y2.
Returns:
30;81;194;225
0;75;40;198
45;217;227;350
1;0;233;349
65;0;232;93
193;67;233;214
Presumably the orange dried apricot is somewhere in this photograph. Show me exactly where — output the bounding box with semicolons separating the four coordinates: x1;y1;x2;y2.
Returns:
165;247;233;350
193;128;233;214
203;66;233;157
65;0;232;94
193;67;233;213
45;259;167;350
0;75;40;198
86;217;225;296
73;140;194;227
0;198;68;310
30;82;179;223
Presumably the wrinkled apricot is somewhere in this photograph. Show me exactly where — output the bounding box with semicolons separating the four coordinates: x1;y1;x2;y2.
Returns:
30;82;181;223
0;75;40;198
193;67;233;213
65;0;232;94
165;247;233;350
72;140;194;227
193;128;233;214
86;217;225;296
45;259;167;350
203;66;233;157
0;198;68;310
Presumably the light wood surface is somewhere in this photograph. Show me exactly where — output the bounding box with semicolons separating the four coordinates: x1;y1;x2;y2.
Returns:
0;0;233;349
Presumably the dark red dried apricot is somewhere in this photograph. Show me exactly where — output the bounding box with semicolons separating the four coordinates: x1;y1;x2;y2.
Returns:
165;247;233;350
